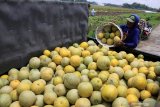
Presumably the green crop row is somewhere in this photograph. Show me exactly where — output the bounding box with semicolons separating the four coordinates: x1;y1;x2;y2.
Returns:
88;13;160;37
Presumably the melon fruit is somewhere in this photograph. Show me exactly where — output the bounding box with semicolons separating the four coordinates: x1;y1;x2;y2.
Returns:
117;85;127;97
155;65;160;75
112;97;129;107
101;84;118;102
35;95;44;107
44;92;57;105
29;69;40;82
54;84;66;96
10;90;18;101
91;77;102;91
78;82;93;98
66;89;79;105
63;73;80;89
0;93;12;107
29;57;41;69
61;57;70;67
97;56;110;70
10;101;21;107
19;91;36;107
90;91;102;105
70;55;81;67
40;67;53;81
0;85;13;94
31;79;45;94
54;96;70;107
64;65;75;73
143;98;156;107
75;98;91;107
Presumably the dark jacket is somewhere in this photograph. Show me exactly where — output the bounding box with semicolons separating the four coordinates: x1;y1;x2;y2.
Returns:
120;14;140;48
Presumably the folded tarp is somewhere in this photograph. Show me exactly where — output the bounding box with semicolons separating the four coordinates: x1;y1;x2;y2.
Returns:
0;1;88;75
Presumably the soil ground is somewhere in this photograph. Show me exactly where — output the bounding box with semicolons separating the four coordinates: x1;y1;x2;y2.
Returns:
136;24;160;56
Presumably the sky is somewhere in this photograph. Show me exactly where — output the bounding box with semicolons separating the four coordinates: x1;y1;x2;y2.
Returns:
88;0;160;9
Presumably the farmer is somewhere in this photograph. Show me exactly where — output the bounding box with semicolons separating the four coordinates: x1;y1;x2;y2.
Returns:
91;9;96;16
116;14;140;48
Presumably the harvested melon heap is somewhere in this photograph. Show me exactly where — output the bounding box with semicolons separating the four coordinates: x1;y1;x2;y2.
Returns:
97;25;121;46
0;40;160;107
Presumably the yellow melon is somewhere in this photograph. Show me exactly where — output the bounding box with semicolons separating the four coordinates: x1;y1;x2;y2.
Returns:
54;96;69;107
10;90;18;101
59;48;70;57
149;66;154;71
78;82;93;97
101;84;118;102
54;84;66;96
127;77;134;87
109;73;119;80
90;91;102;105
117;85;127;97
64;65;75;73
40;67;53;81
88;62;97;70
43;50;51;57
124;70;136;80
88;70;98;79
52;55;62;65
123;65;131;72
107;38;114;45
139;67;149;75
140;90;151;100
70;55;81;67
72;71;80;77
31;80;45;95
110;33;115;39
110;59;119;67
1;75;9;79
82;50;91;57
147;71;156;80
66;89;79;105
106;77;119;87
16;83;30;94
10;80;20;89
80;42;89;49
75;98;91;107
98;71;109;83
54;47;61;53
44;92;57;105
92;52;104;62
91;77;102;91
146;82;159;95
134;75;147;90
132;68;138;75
127;88;140;99
113;36;121;43
10;101;21;107
126;53;135;62
55;70;65;77
101;38;107;44
98;32;104;39
53;76;63;85
126;94;139;104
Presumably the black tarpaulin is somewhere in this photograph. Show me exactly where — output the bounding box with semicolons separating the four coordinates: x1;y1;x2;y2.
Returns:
0;1;88;75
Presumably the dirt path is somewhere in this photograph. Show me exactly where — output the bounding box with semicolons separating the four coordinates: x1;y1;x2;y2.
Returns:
136;24;160;56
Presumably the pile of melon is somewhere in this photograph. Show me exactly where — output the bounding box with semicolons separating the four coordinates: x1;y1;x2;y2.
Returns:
0;40;160;107
97;25;121;46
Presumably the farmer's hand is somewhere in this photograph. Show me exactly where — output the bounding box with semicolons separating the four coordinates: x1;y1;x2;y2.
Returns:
114;41;124;47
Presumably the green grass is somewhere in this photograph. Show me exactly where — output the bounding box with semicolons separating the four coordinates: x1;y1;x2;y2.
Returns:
90;5;142;13
88;13;160;37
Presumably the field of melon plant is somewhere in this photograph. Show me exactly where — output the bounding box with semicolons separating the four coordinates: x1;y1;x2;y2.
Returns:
88;5;160;37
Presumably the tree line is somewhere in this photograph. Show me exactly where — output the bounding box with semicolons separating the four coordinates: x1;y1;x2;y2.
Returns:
122;2;158;11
